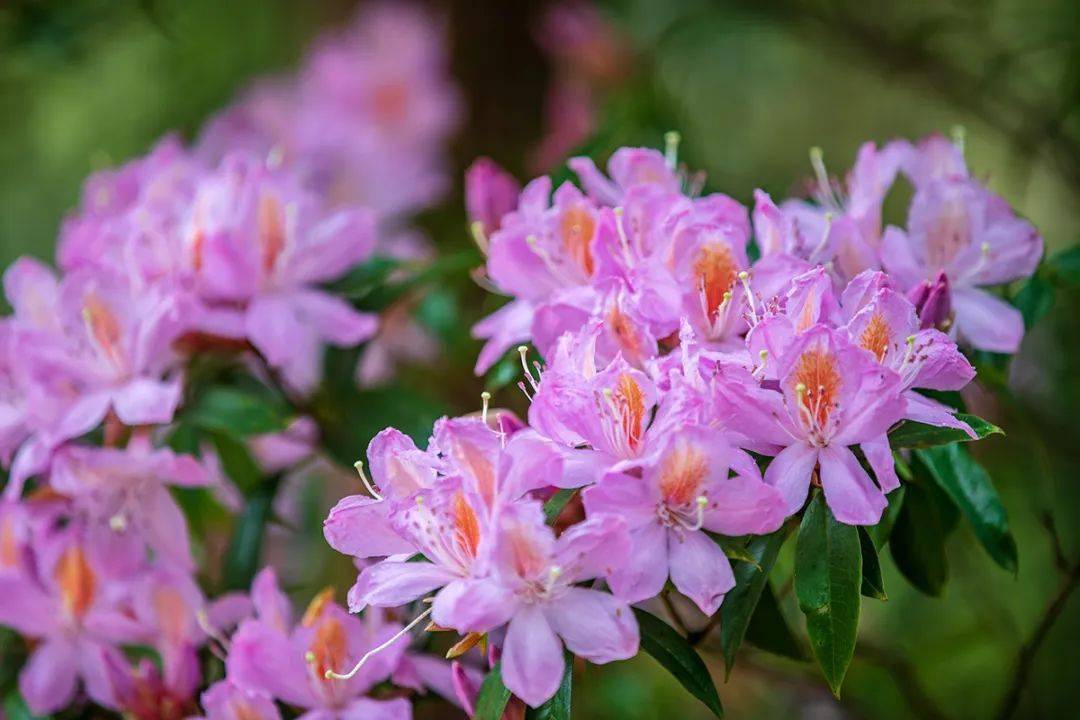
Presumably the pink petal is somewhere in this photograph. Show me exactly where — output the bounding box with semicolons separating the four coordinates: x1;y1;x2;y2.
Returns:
292;290;379;347
952;286;1024;353
668;529;736;615
339;697;412;720
201;680;282;720
19;639;78;715
324;495;414;559
350;560;456;611
500;606;565;708
763;443;819;516
227;620;313;708
702;473;787;536
904;391;977;438
111;378;182;426
250;568;292;631
860;435;900;493
431;578;517;633
605;522;669;604
818;445;887;525
546;587;638;663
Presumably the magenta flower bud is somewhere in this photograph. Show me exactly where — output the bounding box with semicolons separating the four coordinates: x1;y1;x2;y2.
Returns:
451;661;480;718
907;270;952;330
465;158;521;242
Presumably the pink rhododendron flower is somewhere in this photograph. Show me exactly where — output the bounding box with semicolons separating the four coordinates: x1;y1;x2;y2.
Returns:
432;501;638;707
584;423;785;613
227;569;411;720
200;680;282;720
184;152;379;390
0;531;147;714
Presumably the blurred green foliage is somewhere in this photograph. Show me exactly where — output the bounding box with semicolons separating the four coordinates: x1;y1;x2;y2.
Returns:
1;0;1079;718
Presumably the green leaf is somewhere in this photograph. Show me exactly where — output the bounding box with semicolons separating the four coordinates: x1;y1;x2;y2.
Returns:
1049;245;1080;286
794;493;862;698
744;583;805;661
888;412;1002;448
210;431;263;494
858;527;887;600
719;529;790;674
473;662;512;720
916;444;1018;573
527;656;572;720
544;489;577;523
325;256;401;299
3;692;50;720
888;481;950;596
707;534;761;569
633;607;724;718
1014;274;1055;328
867;485;905;550
186;385;290;436
485;348;524;392
222;483;275;591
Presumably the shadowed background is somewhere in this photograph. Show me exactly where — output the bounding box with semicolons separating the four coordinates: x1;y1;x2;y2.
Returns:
1;1;1077;718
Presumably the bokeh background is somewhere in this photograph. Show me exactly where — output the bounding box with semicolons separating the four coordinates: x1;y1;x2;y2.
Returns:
1;0;1078;718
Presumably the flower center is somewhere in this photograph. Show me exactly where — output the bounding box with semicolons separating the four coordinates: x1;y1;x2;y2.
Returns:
558;205;596;277
55;545;96;622
792;348;841;442
82;294;124;369
859;312;891;362
693;243;738;322
925;197;971;272
257;194;287;276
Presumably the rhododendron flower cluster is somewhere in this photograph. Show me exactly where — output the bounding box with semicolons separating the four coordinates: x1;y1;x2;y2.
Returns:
0;3;463;718
316;132;1041;711
0;1;1050;715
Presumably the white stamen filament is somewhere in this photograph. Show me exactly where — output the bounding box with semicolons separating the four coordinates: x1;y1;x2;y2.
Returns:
612;207;635;265
196;609;231;654
951;125;966;157
109;513;128;532
518;346;540;392
480;391;491;425
354;461;383;502
664;131;681;170
809;146;840;208
526;235;563;278
324;605;435;681
685;496;708;532
738;271;758;324
470;221;489;255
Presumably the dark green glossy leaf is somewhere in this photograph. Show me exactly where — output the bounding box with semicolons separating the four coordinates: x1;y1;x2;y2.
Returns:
888;412;1002;448
473;662;512;720
187;385;290;436
719;529;789;675
3;691;50;720
794;493;861;698
916;444;1018;573
888;481;950;596
707;534;761;569
858;527;887;600
867;485;905;550
1049;245;1080;286
222;484;275;591
210;431;263;493
744;583;805;661
354;250;478;312
527;655;572;720
633;607;723;718
325;256;400;299
544;489;577;523
1014;274;1055;328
